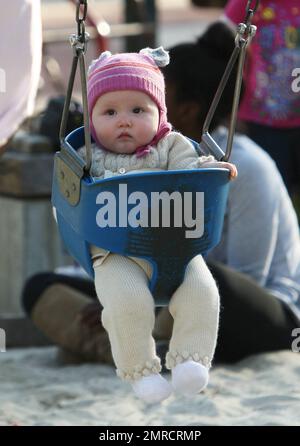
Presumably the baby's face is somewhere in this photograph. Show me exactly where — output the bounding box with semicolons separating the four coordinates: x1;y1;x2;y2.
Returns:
92;90;159;154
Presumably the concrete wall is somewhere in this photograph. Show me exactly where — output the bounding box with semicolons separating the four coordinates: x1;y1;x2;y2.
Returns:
0;144;72;317
0;195;71;316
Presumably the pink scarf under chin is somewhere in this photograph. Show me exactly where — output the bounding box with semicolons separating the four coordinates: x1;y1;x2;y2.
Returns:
135;120;172;158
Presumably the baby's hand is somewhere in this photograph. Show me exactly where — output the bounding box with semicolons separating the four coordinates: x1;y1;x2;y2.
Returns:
218;161;238;180
201;160;238;180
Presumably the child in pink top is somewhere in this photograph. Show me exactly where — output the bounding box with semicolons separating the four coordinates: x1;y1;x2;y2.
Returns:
224;0;300;196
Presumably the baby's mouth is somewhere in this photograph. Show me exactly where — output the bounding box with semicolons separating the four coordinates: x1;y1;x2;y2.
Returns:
118;132;131;139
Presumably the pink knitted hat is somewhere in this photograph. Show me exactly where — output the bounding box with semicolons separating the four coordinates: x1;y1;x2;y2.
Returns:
87;47;172;157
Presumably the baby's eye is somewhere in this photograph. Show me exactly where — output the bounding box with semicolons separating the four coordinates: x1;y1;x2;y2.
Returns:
132;107;143;114
105;109;116;116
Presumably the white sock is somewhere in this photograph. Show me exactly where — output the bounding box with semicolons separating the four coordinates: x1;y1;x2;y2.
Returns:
132;373;172;404
172;360;209;396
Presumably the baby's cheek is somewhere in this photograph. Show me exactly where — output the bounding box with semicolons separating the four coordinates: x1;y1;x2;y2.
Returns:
149;120;159;135
139;125;152;140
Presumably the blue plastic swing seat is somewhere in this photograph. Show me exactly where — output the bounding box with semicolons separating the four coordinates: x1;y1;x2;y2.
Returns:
52;127;230;305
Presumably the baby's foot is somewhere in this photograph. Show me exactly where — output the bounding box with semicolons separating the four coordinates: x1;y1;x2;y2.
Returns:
172;360;209;396
132;373;172;404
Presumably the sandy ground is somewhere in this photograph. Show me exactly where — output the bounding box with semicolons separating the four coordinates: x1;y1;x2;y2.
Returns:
1;347;300;426
1;1;299;429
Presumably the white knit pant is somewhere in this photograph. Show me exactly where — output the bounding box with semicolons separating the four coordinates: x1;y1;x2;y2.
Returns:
94;253;220;381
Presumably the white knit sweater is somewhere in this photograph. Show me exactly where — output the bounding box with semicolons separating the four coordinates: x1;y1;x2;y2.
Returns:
78;131;214;179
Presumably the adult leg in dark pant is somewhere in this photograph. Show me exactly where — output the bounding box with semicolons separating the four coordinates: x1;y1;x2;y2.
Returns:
22;264;297;365
22;272;97;316
22;272;112;363
207;261;297;363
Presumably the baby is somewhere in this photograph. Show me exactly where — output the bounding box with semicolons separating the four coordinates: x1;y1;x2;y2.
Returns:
79;47;237;403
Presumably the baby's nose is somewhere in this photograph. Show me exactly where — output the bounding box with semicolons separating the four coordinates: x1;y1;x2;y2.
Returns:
118;114;132;127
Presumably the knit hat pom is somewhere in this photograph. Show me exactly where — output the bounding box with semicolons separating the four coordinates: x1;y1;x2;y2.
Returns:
88;51;112;75
139;47;170;67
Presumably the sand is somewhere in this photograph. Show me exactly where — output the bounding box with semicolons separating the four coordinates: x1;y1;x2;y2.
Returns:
1;347;300;426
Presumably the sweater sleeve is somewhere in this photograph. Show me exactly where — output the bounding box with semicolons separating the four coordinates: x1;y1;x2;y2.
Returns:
165;132;215;170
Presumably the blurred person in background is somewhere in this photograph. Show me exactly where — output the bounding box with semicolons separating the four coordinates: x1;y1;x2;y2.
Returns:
160;21;300;363
0;0;42;154
223;0;300;206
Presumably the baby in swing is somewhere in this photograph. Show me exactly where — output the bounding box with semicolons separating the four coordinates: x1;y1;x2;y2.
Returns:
79;47;237;403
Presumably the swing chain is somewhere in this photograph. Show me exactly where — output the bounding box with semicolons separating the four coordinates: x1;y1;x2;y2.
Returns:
245;0;259;27
235;0;259;45
201;0;258;162
76;0;88;25
76;0;88;43
70;0;89;53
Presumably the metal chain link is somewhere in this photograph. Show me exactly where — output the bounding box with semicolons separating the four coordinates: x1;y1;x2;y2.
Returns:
76;0;88;44
245;0;259;26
